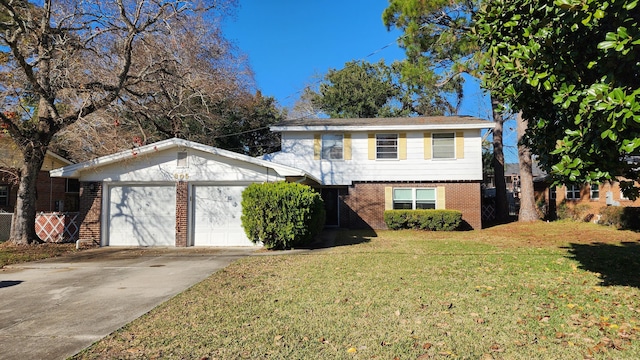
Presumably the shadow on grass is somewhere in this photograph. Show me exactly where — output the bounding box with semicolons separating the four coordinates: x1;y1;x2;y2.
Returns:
565;241;640;288
304;229;375;250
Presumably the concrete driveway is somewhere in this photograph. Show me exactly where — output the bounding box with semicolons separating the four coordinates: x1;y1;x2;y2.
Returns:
0;247;256;360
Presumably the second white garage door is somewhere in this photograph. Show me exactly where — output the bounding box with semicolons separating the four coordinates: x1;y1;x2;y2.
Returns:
108;185;176;246
192;185;254;246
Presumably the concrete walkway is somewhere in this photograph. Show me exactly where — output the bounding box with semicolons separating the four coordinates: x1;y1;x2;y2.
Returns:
0;247;256;360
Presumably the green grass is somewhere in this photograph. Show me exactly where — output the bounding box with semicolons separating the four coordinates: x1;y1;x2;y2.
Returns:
73;221;640;359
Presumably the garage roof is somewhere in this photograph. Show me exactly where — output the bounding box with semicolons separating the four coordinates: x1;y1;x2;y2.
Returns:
50;138;320;183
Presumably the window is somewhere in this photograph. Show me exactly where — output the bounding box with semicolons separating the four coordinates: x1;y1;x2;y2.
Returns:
590;184;599;200
432;133;455;159
177;151;188;167
66;179;80;193
566;184;581;200
376;133;398;159
321;134;343;160
620;189;629;200
0;185;8;206
393;188;436;210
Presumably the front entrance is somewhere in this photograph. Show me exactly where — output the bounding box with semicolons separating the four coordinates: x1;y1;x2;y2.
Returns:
321;188;339;227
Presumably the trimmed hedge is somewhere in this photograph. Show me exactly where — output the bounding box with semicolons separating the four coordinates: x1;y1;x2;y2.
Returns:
241;182;325;250
599;206;640;231
384;209;462;231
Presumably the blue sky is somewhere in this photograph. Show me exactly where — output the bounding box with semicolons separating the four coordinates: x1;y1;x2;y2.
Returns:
223;1;517;160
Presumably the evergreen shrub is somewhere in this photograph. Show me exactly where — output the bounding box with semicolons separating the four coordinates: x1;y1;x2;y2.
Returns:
384;210;462;231
241;182;325;249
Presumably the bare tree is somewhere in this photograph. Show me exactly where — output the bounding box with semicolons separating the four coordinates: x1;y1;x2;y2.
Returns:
0;0;237;244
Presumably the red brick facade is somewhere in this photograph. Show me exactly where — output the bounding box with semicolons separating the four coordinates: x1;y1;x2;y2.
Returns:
341;181;482;230
77;182;102;246
0;170;78;213
175;181;188;247
536;180;640;220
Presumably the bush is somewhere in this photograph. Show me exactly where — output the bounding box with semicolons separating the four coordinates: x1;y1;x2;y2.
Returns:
597;206;640;230
621;207;640;231
557;202;592;221
241;182;325;250
598;206;624;228
384;210;462;231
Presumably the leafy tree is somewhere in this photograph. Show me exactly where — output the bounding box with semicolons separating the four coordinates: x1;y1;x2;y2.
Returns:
476;0;640;198
383;0;518;222
304;60;458;118
0;0;238;244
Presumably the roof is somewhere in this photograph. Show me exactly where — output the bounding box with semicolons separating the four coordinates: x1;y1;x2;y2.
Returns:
49;138;319;183
271;116;495;132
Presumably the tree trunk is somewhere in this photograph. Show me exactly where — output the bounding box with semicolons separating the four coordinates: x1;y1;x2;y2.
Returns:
9;143;47;245
517;112;538;222
491;95;509;222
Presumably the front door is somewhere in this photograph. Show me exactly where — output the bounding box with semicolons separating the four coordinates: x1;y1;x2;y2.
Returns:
321;188;339;227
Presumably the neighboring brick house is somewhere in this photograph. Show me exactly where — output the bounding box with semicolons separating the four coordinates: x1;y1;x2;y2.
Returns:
264;116;495;230
535;178;640;220
0;137;78;212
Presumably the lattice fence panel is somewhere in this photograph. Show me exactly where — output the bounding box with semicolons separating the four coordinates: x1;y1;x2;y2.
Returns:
482;203;496;221
35;212;80;243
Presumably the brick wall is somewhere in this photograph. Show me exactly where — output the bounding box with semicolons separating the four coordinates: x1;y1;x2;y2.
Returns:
77;182;102;245
537;181;640;220
175;181;188;247
342;181;482;230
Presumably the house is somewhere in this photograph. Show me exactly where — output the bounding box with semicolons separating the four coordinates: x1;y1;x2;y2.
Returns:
0;137;77;212
50;138;319;247
535;179;640;220
50;116;493;247
264;116;494;230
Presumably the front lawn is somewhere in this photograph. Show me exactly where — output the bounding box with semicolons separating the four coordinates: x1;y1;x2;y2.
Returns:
0;242;78;268
74;221;640;359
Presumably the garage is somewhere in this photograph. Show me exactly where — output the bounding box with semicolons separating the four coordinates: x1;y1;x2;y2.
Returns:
192;185;253;246
108;185;176;246
50;138;317;247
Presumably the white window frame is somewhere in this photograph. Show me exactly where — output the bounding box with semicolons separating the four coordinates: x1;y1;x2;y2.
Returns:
565;184;581;200
620;189;629;200
590;184;599;200
376;133;398;160
392;188;437;210
321;134;344;160
432;133;455;159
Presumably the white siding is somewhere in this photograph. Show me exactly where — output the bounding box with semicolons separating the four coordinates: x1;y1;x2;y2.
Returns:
265;130;484;185
77;148;287;183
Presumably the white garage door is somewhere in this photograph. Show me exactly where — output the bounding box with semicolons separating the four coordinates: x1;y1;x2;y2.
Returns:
192;185;254;246
108;185;176;246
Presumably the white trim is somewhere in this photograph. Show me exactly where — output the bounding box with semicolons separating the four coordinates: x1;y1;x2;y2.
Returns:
271;123;494;132
49;138;320;184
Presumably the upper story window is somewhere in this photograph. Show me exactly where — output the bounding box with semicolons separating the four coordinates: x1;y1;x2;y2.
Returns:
376;133;398;159
0;185;8;206
321;134;343;160
432;133;455;159
393;188;436;210
566;184;581;200
590;184;600;200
